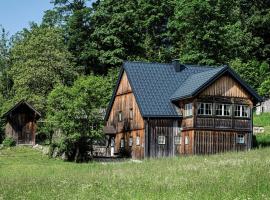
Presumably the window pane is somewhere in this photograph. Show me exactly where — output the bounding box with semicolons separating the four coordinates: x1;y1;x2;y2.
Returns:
224;105;231;116
198;103;204;115
242;106;249;117
234;105;241;117
237;134;245;144
185;103;193;116
129;137;133;147
216;104;223;116
120;139;124;148
136;136;140;146
174;136;181;145
185;136;189;145
118;111;122;122
158;136;166;145
205;103;212;115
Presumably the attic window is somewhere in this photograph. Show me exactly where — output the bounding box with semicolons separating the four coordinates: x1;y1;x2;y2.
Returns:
118;111;122;122
129;108;133;120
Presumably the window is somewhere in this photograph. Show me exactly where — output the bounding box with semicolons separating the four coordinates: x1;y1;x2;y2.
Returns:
158;136;166;145
197;103;212;115
184;103;193;117
129;137;133;147
136;136;140;146
129;108;133;120
216;104;231;116
174;136;182;145
118;111;122;122
237;134;245;144
120;138;125;148
185;136;189;145
178;127;182;135
235;105;250;118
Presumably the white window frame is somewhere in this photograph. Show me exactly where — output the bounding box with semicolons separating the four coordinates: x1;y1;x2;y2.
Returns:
129;137;133;147
235;105;250;118
120;138;125;148
197;103;212;116
184;103;193;117
216;104;231;116
118;111;123;122
136;136;140;146
174;136;182;145
185;136;189;145
158;136;166;145
237;134;245;144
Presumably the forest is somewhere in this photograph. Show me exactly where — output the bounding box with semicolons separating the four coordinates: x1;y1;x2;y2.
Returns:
0;0;269;161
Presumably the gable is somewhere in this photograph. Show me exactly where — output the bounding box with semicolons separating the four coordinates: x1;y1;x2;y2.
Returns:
106;71;144;131
200;74;250;99
116;71;132;95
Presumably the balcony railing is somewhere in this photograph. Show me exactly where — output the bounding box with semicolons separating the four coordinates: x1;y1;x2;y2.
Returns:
195;117;251;130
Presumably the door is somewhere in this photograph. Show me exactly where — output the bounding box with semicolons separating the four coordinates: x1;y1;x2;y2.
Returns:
110;137;115;157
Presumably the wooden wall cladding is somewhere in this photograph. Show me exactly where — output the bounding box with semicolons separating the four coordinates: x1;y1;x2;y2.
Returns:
193;131;249;154
114;129;145;159
147;119;177;158
107;71;144;132
200;75;251;99
178;130;194;155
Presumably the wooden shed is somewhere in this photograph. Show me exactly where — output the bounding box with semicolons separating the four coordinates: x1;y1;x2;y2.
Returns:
3;100;41;145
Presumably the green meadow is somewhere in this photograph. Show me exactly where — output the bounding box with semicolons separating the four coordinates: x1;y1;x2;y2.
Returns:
1;147;270;200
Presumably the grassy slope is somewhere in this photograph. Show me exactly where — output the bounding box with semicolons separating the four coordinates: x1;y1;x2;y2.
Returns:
253;113;270;127
253;113;270;147
1;147;270;200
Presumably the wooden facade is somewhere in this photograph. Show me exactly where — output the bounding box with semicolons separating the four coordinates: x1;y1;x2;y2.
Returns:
105;72;145;159
178;75;253;155
3;101;41;145
104;64;260;159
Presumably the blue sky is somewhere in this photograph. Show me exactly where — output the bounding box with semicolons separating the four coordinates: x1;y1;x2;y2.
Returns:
0;0;95;36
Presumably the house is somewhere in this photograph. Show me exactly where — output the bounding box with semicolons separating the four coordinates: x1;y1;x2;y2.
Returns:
256;98;270;115
104;60;262;159
3;100;41;145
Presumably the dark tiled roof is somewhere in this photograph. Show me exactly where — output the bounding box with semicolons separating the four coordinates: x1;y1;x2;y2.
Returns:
171;66;227;101
105;61;262;120
123;61;212;118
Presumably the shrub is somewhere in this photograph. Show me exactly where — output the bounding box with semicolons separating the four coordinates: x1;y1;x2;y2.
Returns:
2;137;16;147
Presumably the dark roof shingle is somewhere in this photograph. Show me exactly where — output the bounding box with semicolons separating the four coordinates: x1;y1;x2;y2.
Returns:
123;61;212;118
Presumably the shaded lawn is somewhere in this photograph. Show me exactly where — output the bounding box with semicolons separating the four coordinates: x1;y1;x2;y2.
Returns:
0;147;270;200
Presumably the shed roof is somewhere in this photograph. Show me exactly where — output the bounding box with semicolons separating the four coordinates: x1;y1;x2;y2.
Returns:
3;100;41;119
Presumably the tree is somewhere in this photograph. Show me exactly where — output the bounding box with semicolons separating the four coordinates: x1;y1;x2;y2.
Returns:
44;0;92;74
0;26;11;98
7;26;77;113
169;0;262;65
45;75;112;161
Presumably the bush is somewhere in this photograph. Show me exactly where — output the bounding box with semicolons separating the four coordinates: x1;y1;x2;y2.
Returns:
2;137;16;147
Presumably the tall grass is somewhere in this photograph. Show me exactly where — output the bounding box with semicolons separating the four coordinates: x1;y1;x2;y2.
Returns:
1;147;270;199
253;112;270;127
